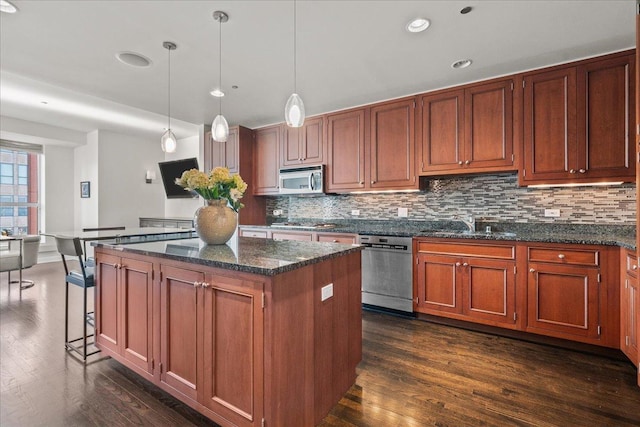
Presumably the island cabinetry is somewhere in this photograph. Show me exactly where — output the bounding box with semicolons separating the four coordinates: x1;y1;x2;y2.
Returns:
521;51;635;185
417;77;516;175
526;244;619;347
621;249;638;365
316;232;357;244
414;240;518;329
253;124;281;195
281;116;324;166
271;230;314;241
94;251;154;379
204;125;266;225
238;228;270;239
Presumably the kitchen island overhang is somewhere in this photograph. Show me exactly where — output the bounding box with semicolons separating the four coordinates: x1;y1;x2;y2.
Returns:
92;237;363;427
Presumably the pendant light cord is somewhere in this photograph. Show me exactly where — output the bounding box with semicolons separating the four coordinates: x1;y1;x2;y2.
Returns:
167;46;171;131
293;0;297;94
219;16;222;115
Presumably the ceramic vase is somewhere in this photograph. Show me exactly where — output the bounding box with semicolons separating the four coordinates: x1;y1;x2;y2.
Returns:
194;199;237;245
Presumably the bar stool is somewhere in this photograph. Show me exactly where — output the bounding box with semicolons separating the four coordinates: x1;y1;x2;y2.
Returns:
54;236;100;361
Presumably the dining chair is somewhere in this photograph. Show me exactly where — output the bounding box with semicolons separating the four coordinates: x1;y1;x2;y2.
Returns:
0;235;41;295
54;236;100;361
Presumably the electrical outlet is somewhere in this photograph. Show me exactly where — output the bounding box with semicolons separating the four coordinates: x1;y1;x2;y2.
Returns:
398;207;408;217
351;209;360;216
321;283;334;301
272;209;283;216
544;209;560;217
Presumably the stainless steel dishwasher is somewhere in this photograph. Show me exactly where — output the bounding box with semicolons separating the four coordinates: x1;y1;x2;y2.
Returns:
357;235;413;313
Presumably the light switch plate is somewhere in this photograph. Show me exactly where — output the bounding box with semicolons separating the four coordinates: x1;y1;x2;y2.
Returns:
273;209;283;216
398;207;408;217
351;209;360;216
321;283;334;301
544;209;560;217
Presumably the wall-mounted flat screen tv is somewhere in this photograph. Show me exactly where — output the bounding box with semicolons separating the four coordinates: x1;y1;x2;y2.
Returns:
159;157;199;199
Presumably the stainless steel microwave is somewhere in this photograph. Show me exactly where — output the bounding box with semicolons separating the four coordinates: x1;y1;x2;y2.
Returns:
278;165;324;194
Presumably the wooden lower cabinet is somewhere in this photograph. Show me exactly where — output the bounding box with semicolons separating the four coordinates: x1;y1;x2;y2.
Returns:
94;247;361;427
621;249;639;365
271;230;314;241
95;252;154;379
414;240;517;329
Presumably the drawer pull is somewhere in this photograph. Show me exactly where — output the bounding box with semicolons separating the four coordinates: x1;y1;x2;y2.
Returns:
578;169;586;173
332;240;338;243
633;265;638;270
458;161;463;165
529;268;535;273
558;254;565;259
462;262;469;267
455;262;461;267
193;281;201;288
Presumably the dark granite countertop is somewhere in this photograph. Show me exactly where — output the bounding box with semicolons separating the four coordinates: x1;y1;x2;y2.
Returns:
93;237;362;276
243;219;636;250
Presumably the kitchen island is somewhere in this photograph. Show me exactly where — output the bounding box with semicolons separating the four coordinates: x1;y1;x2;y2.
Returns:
92;237;363;427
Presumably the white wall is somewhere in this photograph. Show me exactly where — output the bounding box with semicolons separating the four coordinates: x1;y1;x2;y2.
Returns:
96;130;165;226
74;130;99;230
164;134;203;218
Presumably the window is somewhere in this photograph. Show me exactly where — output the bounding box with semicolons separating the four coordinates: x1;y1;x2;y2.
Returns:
0;143;41;236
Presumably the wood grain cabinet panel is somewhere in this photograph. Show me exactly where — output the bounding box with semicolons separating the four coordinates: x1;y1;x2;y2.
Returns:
253;125;281;195
271;231;314;241
159;264;204;401
621;250;639;366
522;51;635;185
463;258;516;325
205;127;239;174
418;90;464;172
95;253;120;355
281;116;324;166
325;108;367;192
416;253;461;314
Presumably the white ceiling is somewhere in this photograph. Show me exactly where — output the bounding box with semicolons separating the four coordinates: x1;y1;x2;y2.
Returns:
0;0;635;142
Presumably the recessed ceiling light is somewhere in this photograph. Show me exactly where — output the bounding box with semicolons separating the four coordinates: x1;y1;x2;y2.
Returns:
452;59;472;69
460;6;473;14
210;89;225;97
231;85;238;89
115;51;152;68
406;18;430;33
40;101;48;105
0;0;17;13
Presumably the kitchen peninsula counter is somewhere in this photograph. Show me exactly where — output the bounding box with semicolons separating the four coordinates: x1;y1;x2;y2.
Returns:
93;238;363;427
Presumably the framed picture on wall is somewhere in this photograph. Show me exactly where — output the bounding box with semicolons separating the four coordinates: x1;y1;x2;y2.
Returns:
80;181;90;198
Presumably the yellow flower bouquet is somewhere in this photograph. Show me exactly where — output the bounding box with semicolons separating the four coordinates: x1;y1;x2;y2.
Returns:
176;167;247;212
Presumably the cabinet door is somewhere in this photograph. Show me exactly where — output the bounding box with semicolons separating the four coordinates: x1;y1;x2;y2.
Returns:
527;262;600;341
159;264;204;401
120;257;154;374
464;79;514;169
522;67;578;182
370;98;416;189
204;128;239;174
281;125;302;167
415;253;462;314
418;89;464;173
462;258;516;326
301;116;324;164
95;253;120;355
577;55;635;181
253;125;280;195
201;276;264;426
622;273;639;365
326;108;367;192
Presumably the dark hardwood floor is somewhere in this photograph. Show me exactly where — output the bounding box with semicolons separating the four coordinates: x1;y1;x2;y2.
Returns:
1;262;639;426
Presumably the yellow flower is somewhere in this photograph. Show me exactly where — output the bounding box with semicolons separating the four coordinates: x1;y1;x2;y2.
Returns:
232;174;248;194
211;167;232;184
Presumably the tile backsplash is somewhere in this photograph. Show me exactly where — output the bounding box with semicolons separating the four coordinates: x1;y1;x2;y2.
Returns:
266;173;636;224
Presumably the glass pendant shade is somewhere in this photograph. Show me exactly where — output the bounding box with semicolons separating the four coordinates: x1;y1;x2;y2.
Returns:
285;93;305;127
212;114;229;142
161;129;177;153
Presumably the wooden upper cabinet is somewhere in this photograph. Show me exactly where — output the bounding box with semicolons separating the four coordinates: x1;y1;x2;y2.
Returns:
281;116;324;167
204;127;239;174
418;78;515;176
418;89;464;173
370;98;417;189
521;51;635;185
253;124;281;195
325;107;367;192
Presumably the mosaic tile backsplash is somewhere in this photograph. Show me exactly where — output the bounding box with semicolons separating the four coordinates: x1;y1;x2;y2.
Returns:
266;173;636;225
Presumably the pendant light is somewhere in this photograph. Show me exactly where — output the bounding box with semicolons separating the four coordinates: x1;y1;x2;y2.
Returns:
284;0;305;127
212;11;229;142
161;41;177;153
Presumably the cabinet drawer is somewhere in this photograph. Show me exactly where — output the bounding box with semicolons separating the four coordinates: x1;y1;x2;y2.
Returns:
625;251;638;277
240;229;268;238
527;246;599;266
271;231;314;241
416;241;515;260
317;233;357;244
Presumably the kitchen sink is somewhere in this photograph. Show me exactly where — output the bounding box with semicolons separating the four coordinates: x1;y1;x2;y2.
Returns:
427;231;517;238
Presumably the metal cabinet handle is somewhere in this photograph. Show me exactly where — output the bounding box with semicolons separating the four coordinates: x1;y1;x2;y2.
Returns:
371;180;376;184
578;169;586;173
462;262;469;267
202;282;210;288
633;265;638;270
193;281;201;288
332;240;338;243
569;169;576;174
359;181;364;185
464;160;470;165
558;254;565;259
455;262;461;267
458;161;463;165
529;268;535;273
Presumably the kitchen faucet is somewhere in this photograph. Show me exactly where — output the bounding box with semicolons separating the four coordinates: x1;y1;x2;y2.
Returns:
458;216;476;232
